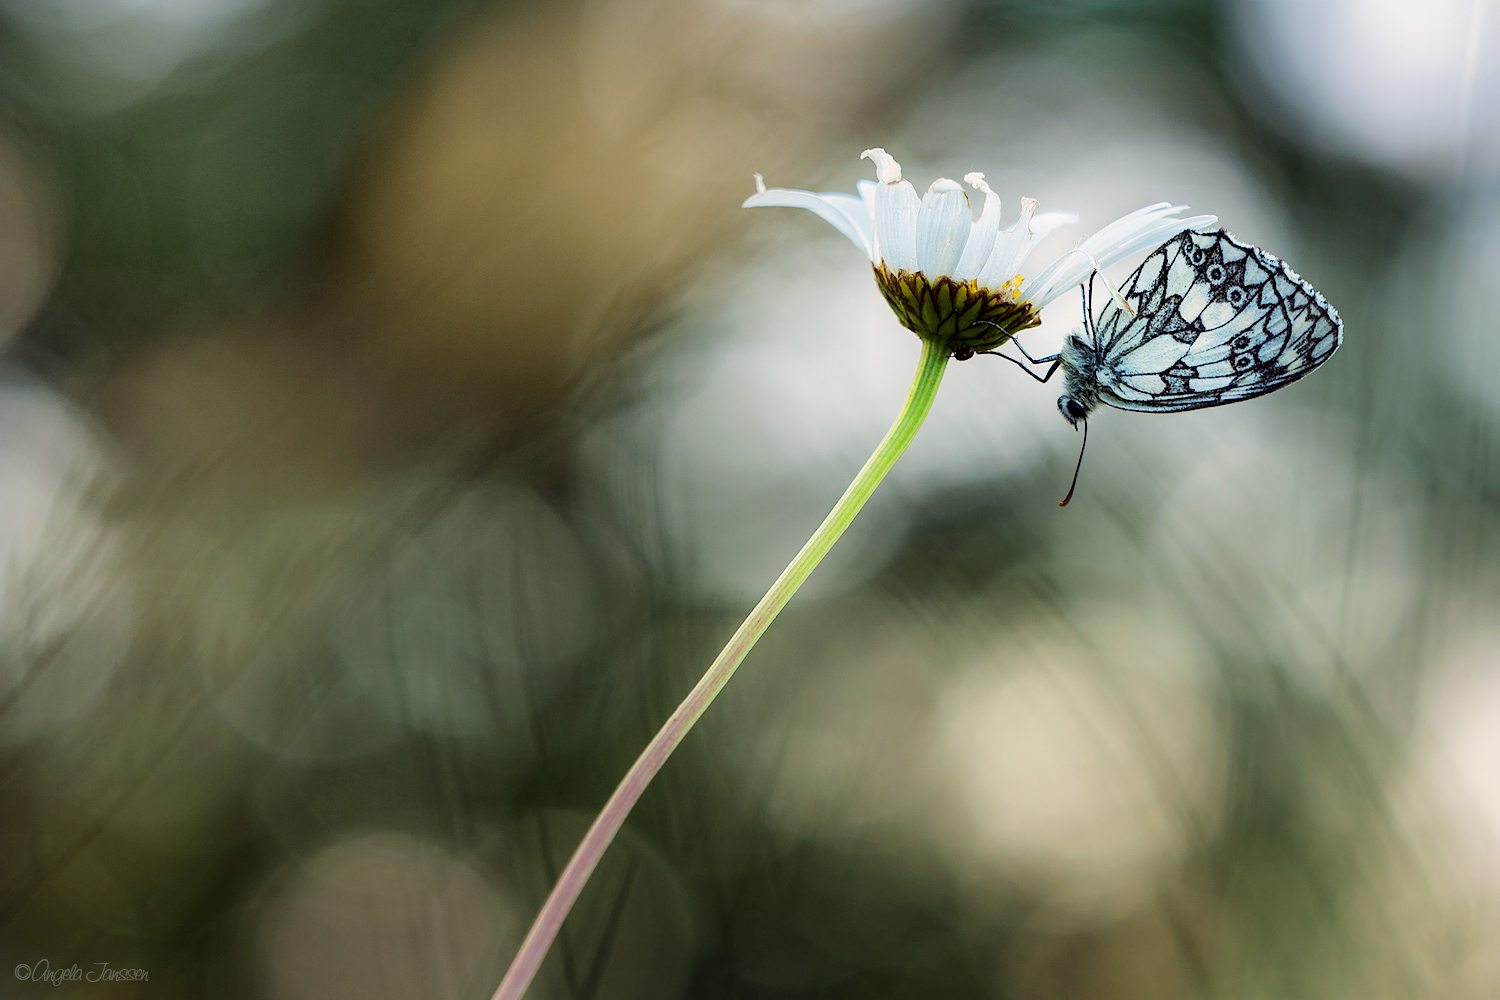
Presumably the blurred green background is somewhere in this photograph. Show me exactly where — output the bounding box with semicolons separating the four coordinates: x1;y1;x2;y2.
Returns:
2;0;1499;997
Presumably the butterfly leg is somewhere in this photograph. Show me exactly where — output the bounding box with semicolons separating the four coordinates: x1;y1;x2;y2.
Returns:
977;349;1062;383
972;321;1061;379
1006;333;1060;366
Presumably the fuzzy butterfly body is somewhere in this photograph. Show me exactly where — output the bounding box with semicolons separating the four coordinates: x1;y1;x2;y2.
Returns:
1056;228;1342;424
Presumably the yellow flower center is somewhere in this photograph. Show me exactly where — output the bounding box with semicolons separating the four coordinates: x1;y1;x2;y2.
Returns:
873;265;1041;355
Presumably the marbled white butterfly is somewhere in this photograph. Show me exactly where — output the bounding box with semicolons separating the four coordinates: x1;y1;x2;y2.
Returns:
985;228;1343;504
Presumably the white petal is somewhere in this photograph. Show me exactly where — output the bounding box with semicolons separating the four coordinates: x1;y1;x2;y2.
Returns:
1018;253;1092;308
915;178;971;278
1079;204;1186;259
858;148;921;271
815;191;878;256
976;197;1038;288
1020;205;1189;301
870;176;921;273
1018;206;1219;308
1087;214;1218;269
1028;210;1079;242
953;173;1000;282
861;147;903;184
743;183;875;260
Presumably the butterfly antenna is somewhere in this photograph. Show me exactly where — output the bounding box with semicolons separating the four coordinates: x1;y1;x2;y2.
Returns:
1084;274;1096;344
1059;421;1088;507
1069;247;1135;328
1083;249;1135;317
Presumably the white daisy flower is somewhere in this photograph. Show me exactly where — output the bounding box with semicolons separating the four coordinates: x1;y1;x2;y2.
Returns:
743;147;1218;357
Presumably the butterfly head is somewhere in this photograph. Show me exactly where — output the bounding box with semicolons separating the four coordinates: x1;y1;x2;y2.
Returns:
1057;395;1089;429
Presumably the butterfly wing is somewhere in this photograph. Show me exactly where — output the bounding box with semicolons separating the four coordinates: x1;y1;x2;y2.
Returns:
1088;229;1343;413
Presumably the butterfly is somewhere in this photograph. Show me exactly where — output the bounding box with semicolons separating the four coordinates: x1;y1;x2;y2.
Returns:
977;228;1344;505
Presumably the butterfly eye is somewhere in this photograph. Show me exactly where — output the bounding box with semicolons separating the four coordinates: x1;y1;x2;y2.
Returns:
1188;248;1206;266
1227;286;1246;306
1206;264;1226;284
1233;335;1251;349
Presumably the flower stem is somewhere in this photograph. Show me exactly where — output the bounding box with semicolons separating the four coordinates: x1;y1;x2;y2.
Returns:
491;337;950;1000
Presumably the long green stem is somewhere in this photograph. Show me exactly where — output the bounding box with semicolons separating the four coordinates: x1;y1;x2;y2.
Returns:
491;337;950;1000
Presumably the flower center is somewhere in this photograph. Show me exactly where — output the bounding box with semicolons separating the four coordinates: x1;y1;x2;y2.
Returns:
873;265;1041;354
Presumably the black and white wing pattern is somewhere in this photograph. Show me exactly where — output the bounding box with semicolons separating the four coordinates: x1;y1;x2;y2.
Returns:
1088;229;1342;412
